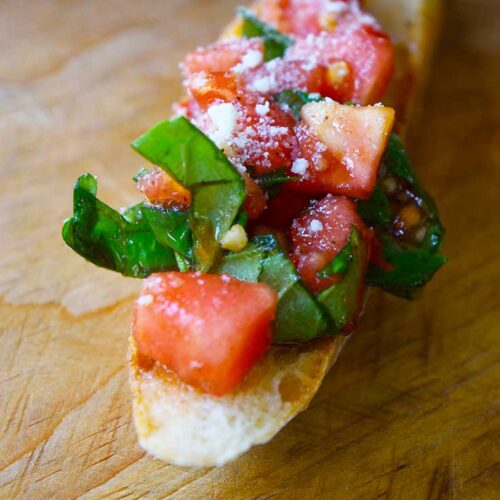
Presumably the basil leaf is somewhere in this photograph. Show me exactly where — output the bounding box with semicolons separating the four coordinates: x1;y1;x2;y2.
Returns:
358;134;446;298
367;235;447;292
273;90;324;119
121;202;146;224
62;174;177;278
235;210;248;228
261;251;327;342
317;228;366;332
218;241;265;282
141;205;192;259
238;8;293;61
318;237;353;278
356;184;392;226
254;167;298;198
220;235;327;342
132;117;246;271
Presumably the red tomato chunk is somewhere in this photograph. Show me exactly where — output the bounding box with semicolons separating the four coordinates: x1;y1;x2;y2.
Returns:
133;272;278;396
291;194;370;293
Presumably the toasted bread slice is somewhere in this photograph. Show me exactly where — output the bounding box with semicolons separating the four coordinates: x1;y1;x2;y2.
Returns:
129;0;441;467
129;336;345;466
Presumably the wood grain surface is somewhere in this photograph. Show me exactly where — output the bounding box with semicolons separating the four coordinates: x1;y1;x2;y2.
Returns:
1;0;499;498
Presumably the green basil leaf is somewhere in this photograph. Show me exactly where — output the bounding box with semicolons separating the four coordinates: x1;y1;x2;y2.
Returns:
220;235;327;342
218;242;265;282
235;210;248;228
141;205;192;259
317;228;366;332
358;134;446;298
238;7;293;61
254;167;298;198
261;251;327;342
318;237;353;278
273;90;324;119
132;116;246;271
121;202;146;224
366;235;447;293
62;174;177;278
356;184;392;226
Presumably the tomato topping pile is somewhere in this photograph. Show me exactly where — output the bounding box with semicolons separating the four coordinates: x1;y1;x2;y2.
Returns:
59;0;446;398
133;0;397;395
134;273;277;395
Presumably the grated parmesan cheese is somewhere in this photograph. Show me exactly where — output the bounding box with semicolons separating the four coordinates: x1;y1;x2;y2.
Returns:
207;103;239;147
233;49;263;73
324;1;348;14
309;219;323;232
252;75;275;93
291;158;309;176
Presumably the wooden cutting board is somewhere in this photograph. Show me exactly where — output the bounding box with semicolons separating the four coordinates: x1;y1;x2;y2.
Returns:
1;0;499;498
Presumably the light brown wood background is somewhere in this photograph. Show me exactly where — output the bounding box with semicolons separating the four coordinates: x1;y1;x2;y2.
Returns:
1;0;499;498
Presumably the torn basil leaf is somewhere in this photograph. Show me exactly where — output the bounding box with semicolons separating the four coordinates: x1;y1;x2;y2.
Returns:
141;205;192;259
261;250;327;342
254;167;298;198
359;134;446;298
367;235;446;293
238;7;293;61
132;117;246;271
318;236;353;278
273;90;324;119
317;228;366;332
218;239;266;282
357;184;391;226
62;174;177;278
220;235;327;342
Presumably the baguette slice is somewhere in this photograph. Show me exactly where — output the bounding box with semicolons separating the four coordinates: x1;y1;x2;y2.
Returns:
129;0;441;467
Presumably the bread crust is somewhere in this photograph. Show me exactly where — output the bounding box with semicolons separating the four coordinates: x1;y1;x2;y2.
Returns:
129;335;345;466
129;0;441;466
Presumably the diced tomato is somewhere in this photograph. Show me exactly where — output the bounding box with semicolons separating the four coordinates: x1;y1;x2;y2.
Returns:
254;0;325;36
260;185;310;230
187;72;239;109
293;101;394;199
291;194;370;292
243;172;267;220
133;272;277;396
183;38;264;76
289;25;394;104
254;1;393;103
254;0;291;32
231;95;297;174
137;167;191;208
244;59;328;96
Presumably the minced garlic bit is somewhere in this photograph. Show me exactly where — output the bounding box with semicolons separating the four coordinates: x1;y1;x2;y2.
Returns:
327;61;350;86
221;224;248;252
291;158;309;176
309;219;323;232
382;176;397;194
415;226;428;243
319;12;337;31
